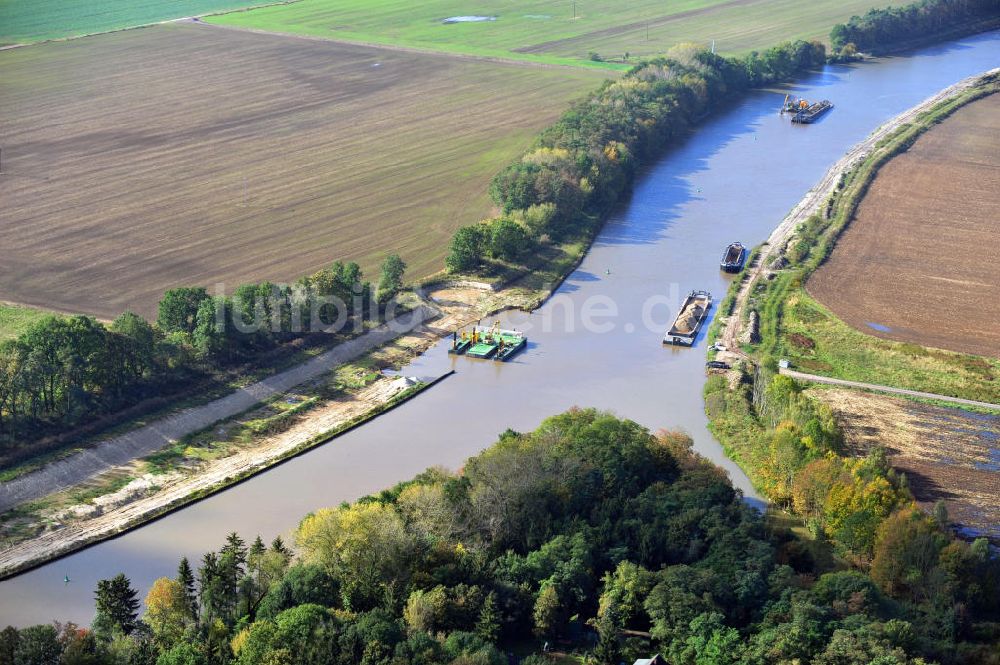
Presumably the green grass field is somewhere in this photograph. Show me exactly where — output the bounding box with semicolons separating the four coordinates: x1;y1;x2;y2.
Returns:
207;0;894;64
778;289;1000;404
0;304;54;341
0;0;266;44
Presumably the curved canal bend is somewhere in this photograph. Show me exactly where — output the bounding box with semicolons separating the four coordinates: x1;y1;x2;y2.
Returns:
2;31;998;626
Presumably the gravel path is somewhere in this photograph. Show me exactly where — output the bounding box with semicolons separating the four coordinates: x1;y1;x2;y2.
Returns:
780;368;1000;411
0;374;446;578
0;306;436;514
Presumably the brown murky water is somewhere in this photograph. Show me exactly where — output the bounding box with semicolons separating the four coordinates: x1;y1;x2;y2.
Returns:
1;30;998;626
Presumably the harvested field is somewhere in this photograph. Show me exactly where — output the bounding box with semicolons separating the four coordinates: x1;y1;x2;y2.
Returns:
208;0;893;63
808;93;1000;359
0;23;607;319
812;387;1000;542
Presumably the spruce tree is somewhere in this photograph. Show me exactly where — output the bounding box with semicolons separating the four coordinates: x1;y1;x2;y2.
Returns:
222;532;247;568
271;536;292;563
93;573;140;639
219;533;247;624
176;557;198;622
249;536;266;560
198;552;220;624
475;592;502;644
593;599;622;665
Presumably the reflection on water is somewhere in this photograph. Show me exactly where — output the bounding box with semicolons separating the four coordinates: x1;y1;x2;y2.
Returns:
1;30;998;626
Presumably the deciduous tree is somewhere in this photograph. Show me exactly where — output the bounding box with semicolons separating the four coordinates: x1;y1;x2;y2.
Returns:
157;287;209;335
144;577;190;648
377;254;406;303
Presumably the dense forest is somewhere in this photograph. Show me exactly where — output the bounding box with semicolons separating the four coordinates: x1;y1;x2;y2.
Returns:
2;409;998;665
830;0;1000;55
445;40;828;274
0;256;407;466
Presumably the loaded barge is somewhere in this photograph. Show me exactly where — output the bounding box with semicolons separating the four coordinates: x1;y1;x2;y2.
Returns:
449;322;526;361
792;100;833;124
663;290;712;347
720;242;747;273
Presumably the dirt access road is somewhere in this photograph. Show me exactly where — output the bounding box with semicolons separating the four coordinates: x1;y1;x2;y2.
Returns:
780;368;1000;411
717;68;1000;362
0;376;433;578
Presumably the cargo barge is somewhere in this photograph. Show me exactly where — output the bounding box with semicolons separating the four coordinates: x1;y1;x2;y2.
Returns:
450;323;526;361
792;100;833;124
720;242;747;272
663;290;712;347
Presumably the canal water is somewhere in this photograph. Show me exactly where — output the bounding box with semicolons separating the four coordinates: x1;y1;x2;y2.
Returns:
1;30;997;626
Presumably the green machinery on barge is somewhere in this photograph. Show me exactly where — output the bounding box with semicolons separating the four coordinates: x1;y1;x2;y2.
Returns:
448;321;527;361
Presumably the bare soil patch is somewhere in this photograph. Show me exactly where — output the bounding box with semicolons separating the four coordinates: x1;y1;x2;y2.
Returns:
0;23;605;319
813;387;1000;541
808;94;1000;358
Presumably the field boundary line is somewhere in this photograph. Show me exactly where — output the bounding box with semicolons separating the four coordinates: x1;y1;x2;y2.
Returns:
190;20;614;71
779;368;1000;411
0;0;299;50
0;299;111;324
514;0;759;54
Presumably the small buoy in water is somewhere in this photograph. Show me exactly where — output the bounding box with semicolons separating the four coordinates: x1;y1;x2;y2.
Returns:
64;575;71;585
605;268;611;275
696;187;702;193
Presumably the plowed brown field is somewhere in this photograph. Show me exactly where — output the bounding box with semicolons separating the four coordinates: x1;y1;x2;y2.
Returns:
808;93;1000;358
0;23;607;319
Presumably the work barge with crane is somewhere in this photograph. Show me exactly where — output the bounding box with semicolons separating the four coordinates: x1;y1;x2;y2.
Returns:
782;94;834;123
449;321;527;361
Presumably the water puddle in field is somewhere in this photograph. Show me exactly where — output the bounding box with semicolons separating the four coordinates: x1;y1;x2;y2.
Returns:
442;16;496;24
975;448;1000;471
866;322;892;332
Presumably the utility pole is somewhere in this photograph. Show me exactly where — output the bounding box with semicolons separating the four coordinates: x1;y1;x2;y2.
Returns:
573;1;576;19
